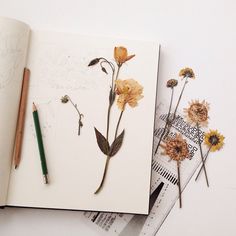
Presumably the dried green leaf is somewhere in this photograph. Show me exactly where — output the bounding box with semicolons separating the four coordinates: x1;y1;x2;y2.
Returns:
109;130;125;157
94;127;110;155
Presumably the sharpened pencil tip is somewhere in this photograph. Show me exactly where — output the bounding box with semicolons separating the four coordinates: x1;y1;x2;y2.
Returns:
15;165;18;169
32;102;37;112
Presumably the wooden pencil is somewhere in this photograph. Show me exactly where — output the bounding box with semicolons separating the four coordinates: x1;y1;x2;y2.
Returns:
14;68;30;169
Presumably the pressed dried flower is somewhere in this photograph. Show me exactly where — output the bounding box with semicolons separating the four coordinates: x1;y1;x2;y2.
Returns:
61;95;69;103
61;95;83;136
161;134;189;208
166;79;178;88
184;100;209;126
204;130;225;152
114;46;135;66
115;79;144;111
161;134;189;161
179;67;195;79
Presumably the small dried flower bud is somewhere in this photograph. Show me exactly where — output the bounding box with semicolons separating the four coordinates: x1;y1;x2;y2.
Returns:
88;58;100;66
61;95;69;103
101;67;108;74
166;79;178;88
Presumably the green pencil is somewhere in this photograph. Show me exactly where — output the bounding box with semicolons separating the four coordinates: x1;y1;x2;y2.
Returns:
32;103;49;184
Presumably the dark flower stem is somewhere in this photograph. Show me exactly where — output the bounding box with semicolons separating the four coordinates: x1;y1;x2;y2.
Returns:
195;145;212;181
95;109;124;194
114;110;124;140
106;105;112;140
155;88;175;155
196;123;209;187
94;156;110;194
95;64;122;195
172;76;188;120
177;160;182;208
67;96;83;136
106;65;121;141
78;117;82;135
99;58;115;74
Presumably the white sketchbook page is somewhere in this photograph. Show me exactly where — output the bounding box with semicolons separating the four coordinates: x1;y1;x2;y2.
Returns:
0;17;30;206
7;31;159;214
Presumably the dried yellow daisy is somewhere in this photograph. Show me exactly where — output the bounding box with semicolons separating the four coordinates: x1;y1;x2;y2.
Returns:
195;130;225;182
204;130;225;152
115;79;144;111
179;67;195;79
114;46;135;66
184;100;210;126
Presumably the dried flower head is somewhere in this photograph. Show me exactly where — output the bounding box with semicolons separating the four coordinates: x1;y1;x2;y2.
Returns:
161;134;189;161
61;95;69;103
179;67;195;79
115;79;143;111
114;46;135;66
184;100;209;126
204;130;225;152
166;79;178;88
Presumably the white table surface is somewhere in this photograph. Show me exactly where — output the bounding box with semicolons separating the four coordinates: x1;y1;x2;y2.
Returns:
0;0;236;235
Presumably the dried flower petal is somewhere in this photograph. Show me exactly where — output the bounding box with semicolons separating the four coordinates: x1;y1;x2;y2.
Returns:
184;100;209;126
114;46;135;66
204;130;225;152
115;79;143;111
179;68;195;79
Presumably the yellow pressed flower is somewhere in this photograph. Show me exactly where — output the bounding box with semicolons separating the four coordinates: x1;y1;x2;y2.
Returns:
179;67;195;79
161;134;189;161
204;130;225;152
115;79;143;111
114;46;135;66
184;100;210;126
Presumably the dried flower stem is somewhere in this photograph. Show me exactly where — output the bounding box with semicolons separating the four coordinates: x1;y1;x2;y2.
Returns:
106;65;121;140
155;88;175;154
95;107;124;195
99;57;115;74
195;145;212;181
94;156;111;194
95;65;122;194
177;160;182;208
172;76;188;120
114;110;124;140
196;123;209;187
67;96;83;136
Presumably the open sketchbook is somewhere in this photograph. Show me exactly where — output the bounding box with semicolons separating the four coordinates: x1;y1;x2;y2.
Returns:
0;17;159;214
